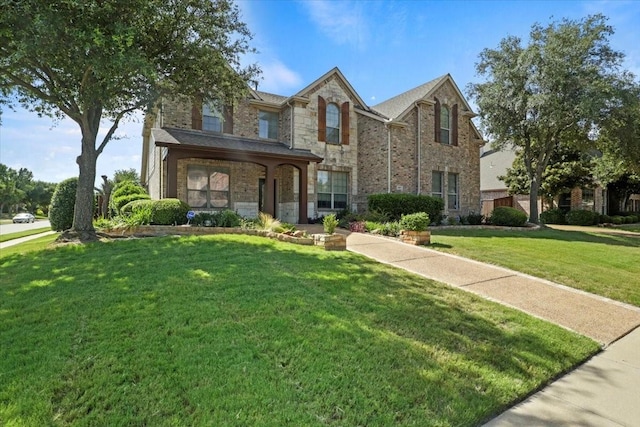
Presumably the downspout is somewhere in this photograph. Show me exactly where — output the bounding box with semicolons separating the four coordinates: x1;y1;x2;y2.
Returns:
416;102;421;194
386;123;391;193
287;100;294;149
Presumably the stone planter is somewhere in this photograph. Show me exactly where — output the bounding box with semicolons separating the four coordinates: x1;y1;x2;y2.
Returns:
400;230;431;245
312;233;347;251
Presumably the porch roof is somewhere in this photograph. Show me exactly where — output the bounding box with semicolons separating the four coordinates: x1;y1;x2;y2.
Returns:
152;127;323;163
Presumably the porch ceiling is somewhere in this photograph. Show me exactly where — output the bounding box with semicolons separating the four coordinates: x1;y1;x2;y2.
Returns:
152;127;323;163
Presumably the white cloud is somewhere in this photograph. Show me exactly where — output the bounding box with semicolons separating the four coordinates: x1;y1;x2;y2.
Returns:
302;0;369;50
258;61;304;94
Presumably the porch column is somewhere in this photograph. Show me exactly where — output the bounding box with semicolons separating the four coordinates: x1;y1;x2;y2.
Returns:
166;152;178;198
264;163;275;217
298;164;308;224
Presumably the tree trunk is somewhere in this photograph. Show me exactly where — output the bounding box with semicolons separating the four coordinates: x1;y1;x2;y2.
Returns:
529;175;541;223
70;123;99;241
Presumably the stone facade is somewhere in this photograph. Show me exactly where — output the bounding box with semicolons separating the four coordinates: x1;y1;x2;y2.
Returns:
142;68;484;222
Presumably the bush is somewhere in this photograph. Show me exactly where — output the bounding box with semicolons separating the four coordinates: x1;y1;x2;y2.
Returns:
216;210;242;227
599;214;612;224
121;199;154;216
111;181;149;213
539;208;567;225
380;221;401;237
399;212;430;231
367;193;444;224
612;216;624;225
323;213;339;234
152;199;190;225
490;206;528;227
349;221;366;232
566;209;599;226
49;177;78;231
625;215;635;224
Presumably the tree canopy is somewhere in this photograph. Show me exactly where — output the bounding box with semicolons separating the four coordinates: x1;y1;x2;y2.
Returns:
0;163;55;214
468;14;638;222
0;0;259;240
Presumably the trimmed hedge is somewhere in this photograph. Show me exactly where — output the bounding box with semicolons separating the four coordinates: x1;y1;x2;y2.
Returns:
399;212;430;231
111;181;149;213
49;177;78;231
121;198;190;225
367;193;444;224
539;208;567;225
566;209;599;226
489;206;528;227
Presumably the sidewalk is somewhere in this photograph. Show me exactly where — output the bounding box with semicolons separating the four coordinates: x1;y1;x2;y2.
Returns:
344;232;640;426
0;231;56;250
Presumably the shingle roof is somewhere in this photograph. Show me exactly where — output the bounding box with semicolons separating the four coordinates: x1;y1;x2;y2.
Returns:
152;128;323;162
255;91;288;105
371;75;448;120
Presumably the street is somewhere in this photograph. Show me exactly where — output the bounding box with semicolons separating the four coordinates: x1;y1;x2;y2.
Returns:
0;219;51;235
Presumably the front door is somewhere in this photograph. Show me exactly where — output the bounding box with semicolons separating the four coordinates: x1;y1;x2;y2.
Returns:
258;178;278;217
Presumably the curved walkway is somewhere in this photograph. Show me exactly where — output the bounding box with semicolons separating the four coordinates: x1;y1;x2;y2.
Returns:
343;231;640;427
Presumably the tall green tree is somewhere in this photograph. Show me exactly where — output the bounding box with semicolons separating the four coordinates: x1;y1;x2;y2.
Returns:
469;14;633;222
1;0;259;240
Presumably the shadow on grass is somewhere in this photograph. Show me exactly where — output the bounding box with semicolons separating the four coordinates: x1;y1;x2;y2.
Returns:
0;234;598;426
432;227;640;248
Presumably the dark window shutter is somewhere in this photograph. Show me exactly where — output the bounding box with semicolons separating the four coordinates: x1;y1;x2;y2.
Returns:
434;98;441;143
452;104;458;146
318;96;326;142
341;102;350;145
223;105;233;134
192;102;202;130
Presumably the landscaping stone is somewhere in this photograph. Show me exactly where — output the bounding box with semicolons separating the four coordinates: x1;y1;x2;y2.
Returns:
400;230;431;245
312;233;347;251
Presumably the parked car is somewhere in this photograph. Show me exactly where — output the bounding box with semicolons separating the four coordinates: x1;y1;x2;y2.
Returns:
12;213;35;223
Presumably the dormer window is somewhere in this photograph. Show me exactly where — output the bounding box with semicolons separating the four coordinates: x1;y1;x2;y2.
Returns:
259;110;279;139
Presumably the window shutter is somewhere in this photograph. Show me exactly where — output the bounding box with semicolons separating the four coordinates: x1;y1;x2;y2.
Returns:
223;105;233;134
341;102;350;145
434;98;441;143
452;104;458;146
192;102;202;130
318;96;326;142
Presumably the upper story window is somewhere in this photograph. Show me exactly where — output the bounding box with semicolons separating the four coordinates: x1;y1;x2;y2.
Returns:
326;103;340;144
259;110;279;139
203;103;223;133
440;106;450;145
317;96;350;145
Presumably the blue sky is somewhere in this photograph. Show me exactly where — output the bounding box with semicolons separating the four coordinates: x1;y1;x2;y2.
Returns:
1;0;638;185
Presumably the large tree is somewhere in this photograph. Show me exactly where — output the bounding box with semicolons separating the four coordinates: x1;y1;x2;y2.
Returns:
468;14;633;222
1;0;259;240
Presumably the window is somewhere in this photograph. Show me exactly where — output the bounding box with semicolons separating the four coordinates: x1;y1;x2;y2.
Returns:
317;171;348;210
448;173;459;210
203;103;223;133
581;188;594;211
440;105;450;144
326;103;340;144
432;171;443;199
259;110;279;139
187;165;230;208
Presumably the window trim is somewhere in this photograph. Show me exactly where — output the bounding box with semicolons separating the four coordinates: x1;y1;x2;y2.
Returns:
431;171;444;199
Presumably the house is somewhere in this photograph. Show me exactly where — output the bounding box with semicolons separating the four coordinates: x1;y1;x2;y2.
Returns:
141;67;485;224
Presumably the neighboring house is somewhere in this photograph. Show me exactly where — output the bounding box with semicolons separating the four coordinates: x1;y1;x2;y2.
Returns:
480;147;610;218
141;67;485;223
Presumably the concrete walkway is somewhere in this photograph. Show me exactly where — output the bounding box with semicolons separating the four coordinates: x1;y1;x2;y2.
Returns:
344;232;640;427
0;230;57;250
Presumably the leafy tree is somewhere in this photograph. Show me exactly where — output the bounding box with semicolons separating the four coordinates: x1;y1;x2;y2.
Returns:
1;0;259;239
113;168;140;186
0;163;35;214
469;15;634;223
26;180;56;215
500;147;595;207
49;177;78;231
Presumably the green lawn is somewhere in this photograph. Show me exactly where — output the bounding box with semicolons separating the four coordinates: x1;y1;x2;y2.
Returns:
0;234;598;426
0;227;51;243
431;228;640;307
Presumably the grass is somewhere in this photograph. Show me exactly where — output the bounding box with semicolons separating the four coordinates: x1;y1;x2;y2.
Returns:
431;227;640;307
0;227;51;243
0;234;598;426
614;224;640;233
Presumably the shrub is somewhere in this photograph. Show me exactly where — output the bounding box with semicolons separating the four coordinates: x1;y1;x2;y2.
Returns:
464;212;484;225
125;203;154;226
365;221;384;232
490;206;528;227
380;221;401;237
539;208;567;225
625;215;635;224
256;212;283;232
566;209;599;226
121;199;154;216
367;193;444;224
612;216;624;225
599;214;612;224
152;199;190;225
361;210;390;223
49;177;78;231
193;212;216;226
349;221;366;233
323;213;339;234
110;181;149;213
216;210;242;227
630;215;639;223
399;212;430;232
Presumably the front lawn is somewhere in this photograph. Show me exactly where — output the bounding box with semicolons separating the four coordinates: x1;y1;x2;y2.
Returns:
431;228;640;307
0;235;598;426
